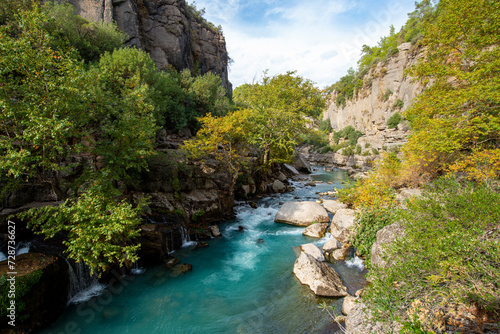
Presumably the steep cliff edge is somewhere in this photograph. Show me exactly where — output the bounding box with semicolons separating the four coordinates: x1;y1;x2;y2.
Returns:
68;0;232;92
324;42;424;134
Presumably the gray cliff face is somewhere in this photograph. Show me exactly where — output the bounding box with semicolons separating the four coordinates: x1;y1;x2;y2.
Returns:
325;42;424;134
68;0;232;92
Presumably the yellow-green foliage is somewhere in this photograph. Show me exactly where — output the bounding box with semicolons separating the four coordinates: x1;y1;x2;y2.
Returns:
338;153;401;209
403;0;500;181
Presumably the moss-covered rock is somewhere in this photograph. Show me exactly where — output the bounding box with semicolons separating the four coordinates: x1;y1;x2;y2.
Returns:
0;253;69;333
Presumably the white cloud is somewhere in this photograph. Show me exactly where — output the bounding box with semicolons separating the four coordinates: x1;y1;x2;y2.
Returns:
194;0;416;88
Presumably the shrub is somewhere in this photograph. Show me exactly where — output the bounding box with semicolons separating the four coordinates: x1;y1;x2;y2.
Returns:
355;144;362;155
350;207;398;265
372;148;380;155
342;146;355;156
364;178;500;326
365;143;371;149
380;88;393;102
393;99;404;110
319;119;334;133
43;2;126;63
387;112;402;129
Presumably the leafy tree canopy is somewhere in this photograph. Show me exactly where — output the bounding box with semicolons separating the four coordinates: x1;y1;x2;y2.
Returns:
403;0;500;182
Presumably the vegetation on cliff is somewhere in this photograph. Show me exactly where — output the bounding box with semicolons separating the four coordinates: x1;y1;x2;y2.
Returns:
329;0;438;108
0;1;232;274
337;0;500;330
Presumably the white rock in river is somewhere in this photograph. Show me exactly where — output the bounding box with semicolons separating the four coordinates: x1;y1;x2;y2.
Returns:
293;252;348;297
300;243;325;262
322;238;342;253
275;201;330;226
322;200;347;214
330;209;357;243
302;223;329;238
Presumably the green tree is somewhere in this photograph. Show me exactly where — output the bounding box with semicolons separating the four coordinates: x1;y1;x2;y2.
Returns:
42;2;126;63
0;4;158;274
403;0;500;179
233;71;325;165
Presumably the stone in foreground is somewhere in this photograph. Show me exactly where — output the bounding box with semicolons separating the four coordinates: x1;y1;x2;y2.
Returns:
275;201;330;226
322;200;347;214
300;243;325;262
330;208;357;243
293;252;348;297
303;223;329;238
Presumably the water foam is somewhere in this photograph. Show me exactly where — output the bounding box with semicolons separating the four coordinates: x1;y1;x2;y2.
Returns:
16;241;31;255
68;283;107;304
345;256;365;270
0;252;6;262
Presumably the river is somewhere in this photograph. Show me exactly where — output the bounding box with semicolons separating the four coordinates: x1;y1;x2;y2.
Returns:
39;167;366;334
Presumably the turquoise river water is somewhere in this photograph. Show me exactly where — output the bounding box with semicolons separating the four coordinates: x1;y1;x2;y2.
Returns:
39;168;367;334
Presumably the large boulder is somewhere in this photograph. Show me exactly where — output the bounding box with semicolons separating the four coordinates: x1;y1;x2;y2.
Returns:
302;223;329;238
330;209;357;243
293;252;348;297
322;238;342;253
300;244;325;262
322;200;347;214
371;223;406;268
345;301;402;334
272;180;287;193
293;153;312;174
275;201;330;226
283;163;299;176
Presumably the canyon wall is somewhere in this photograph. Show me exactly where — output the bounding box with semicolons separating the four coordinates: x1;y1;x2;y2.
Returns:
324;42;424;134
67;0;232;92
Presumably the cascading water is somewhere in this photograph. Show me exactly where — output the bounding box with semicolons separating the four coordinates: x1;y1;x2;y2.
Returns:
40;167;366;334
16;241;31;255
0;251;6;262
64;259;104;304
179;225;197;247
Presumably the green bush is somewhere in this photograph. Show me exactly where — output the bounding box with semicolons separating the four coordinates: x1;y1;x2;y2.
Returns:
43;2;126;63
319;120;333;133
387;112;402;129
350;207;398;265
342;146;355;156
372;148;380;155
393;99;404;110
355;144;362;155
364;178;500;326
381;88;393;102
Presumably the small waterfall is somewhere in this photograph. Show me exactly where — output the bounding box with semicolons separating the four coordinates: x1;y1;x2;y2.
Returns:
0;252;6;262
131;260;146;275
64;259;103;304
16;241;31;255
179;225;197;247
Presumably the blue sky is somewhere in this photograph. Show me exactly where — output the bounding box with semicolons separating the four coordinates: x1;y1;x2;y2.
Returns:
191;0;417;89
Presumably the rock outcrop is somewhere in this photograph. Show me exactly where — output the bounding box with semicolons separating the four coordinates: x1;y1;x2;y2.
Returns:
330;209;357;243
325;43;423;134
293;252;348;297
322;200;347;214
371;222;406;269
68;0;231;92
0;253;69;333
302;223;329;238
345;301;402;334
300;243;325;262
275;201;330;226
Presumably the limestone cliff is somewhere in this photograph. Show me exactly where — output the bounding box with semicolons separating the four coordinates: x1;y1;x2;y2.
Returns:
67;0;232;92
324;43;424;134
